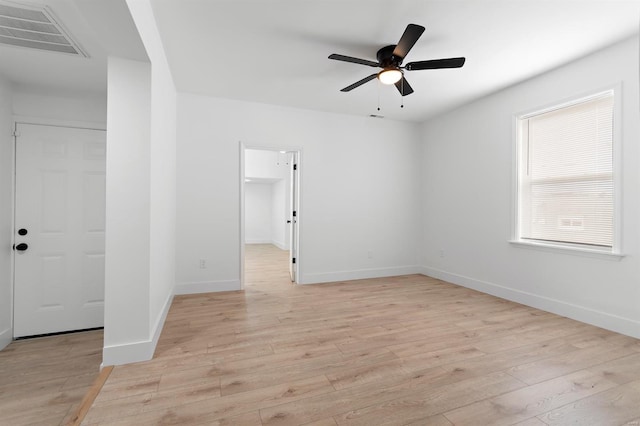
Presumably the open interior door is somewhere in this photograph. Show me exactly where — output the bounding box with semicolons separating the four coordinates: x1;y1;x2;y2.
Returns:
288;152;298;282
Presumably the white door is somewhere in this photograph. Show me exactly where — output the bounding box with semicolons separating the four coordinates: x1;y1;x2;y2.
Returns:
13;123;106;337
288;152;298;282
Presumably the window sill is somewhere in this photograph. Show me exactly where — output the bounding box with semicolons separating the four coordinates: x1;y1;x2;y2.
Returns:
509;240;625;261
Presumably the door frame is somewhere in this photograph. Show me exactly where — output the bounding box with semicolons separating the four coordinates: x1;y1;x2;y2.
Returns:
239;142;302;289
10;117;106;339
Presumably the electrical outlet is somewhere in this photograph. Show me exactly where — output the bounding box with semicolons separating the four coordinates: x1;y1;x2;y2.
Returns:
367;250;373;259
439;250;445;258
199;259;206;269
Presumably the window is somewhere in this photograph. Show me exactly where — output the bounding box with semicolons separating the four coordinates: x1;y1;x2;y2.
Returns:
516;90;617;253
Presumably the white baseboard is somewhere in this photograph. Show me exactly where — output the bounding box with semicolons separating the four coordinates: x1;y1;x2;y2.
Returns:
245;240;288;250
102;291;174;366
301;265;422;285
102;339;155;367
245;239;272;244
271;240;288;250
174;279;241;295
421;266;640;340
0;327;11;351
150;291;173;357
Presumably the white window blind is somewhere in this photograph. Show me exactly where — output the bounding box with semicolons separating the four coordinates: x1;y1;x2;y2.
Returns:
518;92;614;248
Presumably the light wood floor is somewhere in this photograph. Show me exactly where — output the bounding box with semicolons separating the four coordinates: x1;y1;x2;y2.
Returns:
0;329;103;425
83;244;640;425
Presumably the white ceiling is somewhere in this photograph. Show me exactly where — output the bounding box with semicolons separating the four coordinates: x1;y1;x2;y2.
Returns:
0;0;638;122
0;0;145;95
150;0;640;122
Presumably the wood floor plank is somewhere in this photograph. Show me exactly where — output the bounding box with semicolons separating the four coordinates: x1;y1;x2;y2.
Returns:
326;358;410;390
220;347;397;396
537;379;640;425
66;365;113;426
0;329;102;426
82;381;224;424
304;419;339;426
432;329;611;382
90;409;263;426
78;245;640;426
91;375;333;425
259;365;455;425
512;418;548;426
329;372;526;426
3;385;89;423
398;344;487;373
507;341;637;385
584;352;640;385
96;374;162;402
403;414;453;426
157;365;222;393
442;369;617;425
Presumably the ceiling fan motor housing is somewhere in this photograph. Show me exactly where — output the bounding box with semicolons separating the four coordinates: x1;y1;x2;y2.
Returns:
377;45;402;68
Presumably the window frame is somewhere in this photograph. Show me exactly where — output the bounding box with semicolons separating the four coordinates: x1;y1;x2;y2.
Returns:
510;85;624;260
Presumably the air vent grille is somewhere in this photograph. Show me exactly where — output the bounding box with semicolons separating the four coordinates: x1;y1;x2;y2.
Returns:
0;1;86;56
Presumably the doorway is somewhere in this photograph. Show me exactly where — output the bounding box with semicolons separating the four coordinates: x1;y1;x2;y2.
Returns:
240;146;300;288
13;122;106;337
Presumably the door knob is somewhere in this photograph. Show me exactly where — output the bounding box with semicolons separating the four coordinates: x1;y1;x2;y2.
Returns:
14;243;28;251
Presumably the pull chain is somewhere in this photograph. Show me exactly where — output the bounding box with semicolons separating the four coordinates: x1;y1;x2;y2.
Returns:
377;80;381;111
400;76;404;108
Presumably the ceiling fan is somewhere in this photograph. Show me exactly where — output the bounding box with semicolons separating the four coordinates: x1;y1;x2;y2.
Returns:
329;24;465;96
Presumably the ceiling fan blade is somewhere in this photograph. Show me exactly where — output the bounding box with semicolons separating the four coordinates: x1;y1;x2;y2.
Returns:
329;54;379;67
340;74;378;92
392;24;425;60
394;76;414;96
405;57;466;71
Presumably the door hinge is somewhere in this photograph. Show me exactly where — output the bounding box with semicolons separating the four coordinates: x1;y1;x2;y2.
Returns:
293;164;297;171
13;131;20;137
292;257;296;264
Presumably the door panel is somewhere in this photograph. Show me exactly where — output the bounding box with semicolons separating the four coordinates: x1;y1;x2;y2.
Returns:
14;123;106;337
289;152;298;282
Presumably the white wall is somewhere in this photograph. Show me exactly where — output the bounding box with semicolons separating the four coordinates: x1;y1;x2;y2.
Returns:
0;74;13;350
245;183;273;243
271;179;288;249
12;87;106;126
245;149;290;248
101;0;177;366
244;180;289;248
245;149;288;180
176;95;422;292
129;0;177;341
104;56;152;364
420;35;640;338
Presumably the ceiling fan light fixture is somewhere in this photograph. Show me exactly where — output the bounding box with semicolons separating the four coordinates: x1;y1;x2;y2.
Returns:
329;24;464;96
378;68;402;85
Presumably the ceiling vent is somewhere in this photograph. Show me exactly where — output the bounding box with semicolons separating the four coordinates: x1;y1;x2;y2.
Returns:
0;1;87;56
